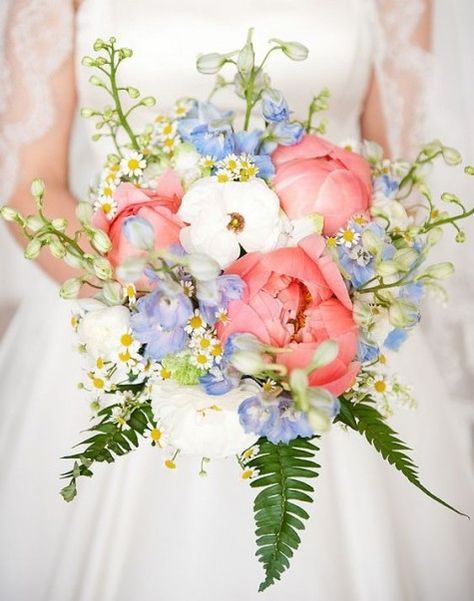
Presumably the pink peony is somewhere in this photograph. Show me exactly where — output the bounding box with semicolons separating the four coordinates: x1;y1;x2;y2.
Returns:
217;234;360;396
272;134;372;236
93;169;185;272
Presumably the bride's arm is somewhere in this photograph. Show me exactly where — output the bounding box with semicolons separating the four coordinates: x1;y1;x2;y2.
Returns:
5;54;82;283
360;0;433;158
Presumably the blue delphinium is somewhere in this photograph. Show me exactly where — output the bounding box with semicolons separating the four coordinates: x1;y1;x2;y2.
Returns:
199;365;241;395
239;394;313;444
197;274;245;325
178;101;235;160
233;130;274;178
337;222;395;289
131;281;193;360
261;90;290;123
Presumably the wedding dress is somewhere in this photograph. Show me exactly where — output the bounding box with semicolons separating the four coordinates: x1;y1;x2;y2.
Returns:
0;1;473;600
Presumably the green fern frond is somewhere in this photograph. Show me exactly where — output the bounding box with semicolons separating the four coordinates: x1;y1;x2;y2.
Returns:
59;402;154;502
337;396;468;517
247;437;320;591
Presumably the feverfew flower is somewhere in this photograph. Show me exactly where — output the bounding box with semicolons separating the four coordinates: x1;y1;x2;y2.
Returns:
120;150;147;178
336;226;361;248
178;177;284;268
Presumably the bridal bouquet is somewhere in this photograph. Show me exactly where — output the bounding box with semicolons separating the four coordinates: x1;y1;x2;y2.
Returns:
2;32;472;591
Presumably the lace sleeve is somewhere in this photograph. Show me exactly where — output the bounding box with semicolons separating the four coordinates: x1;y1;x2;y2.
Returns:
0;0;75;202
371;0;433;158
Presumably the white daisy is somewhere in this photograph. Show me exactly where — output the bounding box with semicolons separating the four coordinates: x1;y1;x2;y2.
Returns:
184;310;207;334
120;151;147;178
336;226;361;248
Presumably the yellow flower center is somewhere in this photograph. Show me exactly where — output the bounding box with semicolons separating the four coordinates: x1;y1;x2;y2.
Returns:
118;350;131;362
189;315;203;329
211;343;223;356
199;338;211;349
326;237;337;247
103;186;113;198
342;230;355;242
196;353;208;365
217;172;230;183
165;459;176;469
374;380;386;393
96;357;104;370
226;158;238;170
160;367;171;380
101;202;113;215
128;158;139;171
150;427;162;442
162;123;173;135
241;469;254;480
92;377;104;389
164;138;175;147
120;333;133;347
227;212;245;233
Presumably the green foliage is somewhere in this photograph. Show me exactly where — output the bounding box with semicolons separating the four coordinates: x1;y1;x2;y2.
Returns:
336;396;468;517
60;401;155;502
247;437;320;591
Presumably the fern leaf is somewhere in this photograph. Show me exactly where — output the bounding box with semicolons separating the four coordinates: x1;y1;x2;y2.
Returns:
247;437;320;591
60;402;154;502
337;397;468;517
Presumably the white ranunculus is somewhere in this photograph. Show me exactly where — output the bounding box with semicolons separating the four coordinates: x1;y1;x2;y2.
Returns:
371;193;412;231
171;143;202;188
177;177;284;268
151;380;257;458
77;302;131;359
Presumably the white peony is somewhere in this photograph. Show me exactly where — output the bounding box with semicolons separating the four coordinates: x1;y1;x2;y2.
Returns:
177;176;284;268
76;301;131;359
150;380;257;458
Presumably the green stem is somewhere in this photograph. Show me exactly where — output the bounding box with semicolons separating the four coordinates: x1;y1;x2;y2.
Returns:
108;46;139;150
421;207;474;232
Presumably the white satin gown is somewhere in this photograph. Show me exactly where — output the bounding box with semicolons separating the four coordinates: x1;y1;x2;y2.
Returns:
0;1;473;600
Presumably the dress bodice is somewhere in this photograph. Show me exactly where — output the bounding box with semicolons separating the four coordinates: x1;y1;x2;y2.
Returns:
74;0;375;170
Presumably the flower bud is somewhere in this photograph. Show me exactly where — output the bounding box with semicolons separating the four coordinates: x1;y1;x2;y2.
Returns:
0;206;20;222
93;39;106;51
60;277;82;299
464;165;474;176
81;56;95;67
441;192;461;204
388;299;417;328
118;47;133;59
89;75;105;87
455;230;466;243
102;280;123;305
24;238;42;260
24;215;43;232
91;228;112;253
122;216;155;250
376;260;399;277
141;96;156;107
196;53;226;74
127;87;140;99
187;253;221;281
289;368;310;410
30;178;45;208
49;239;66;259
425;262;454;280
307;407;331;433
64;251;84;269
93;256;113;280
237;31;255;76
270;38;309;61
362;229;383;255
75;201;93;225
426;227;443;247
309;340;339;370
442;146;462;166
230;350;266;375
116;256;147;283
80;107;95;118
393;248;418;272
51;218;67;232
